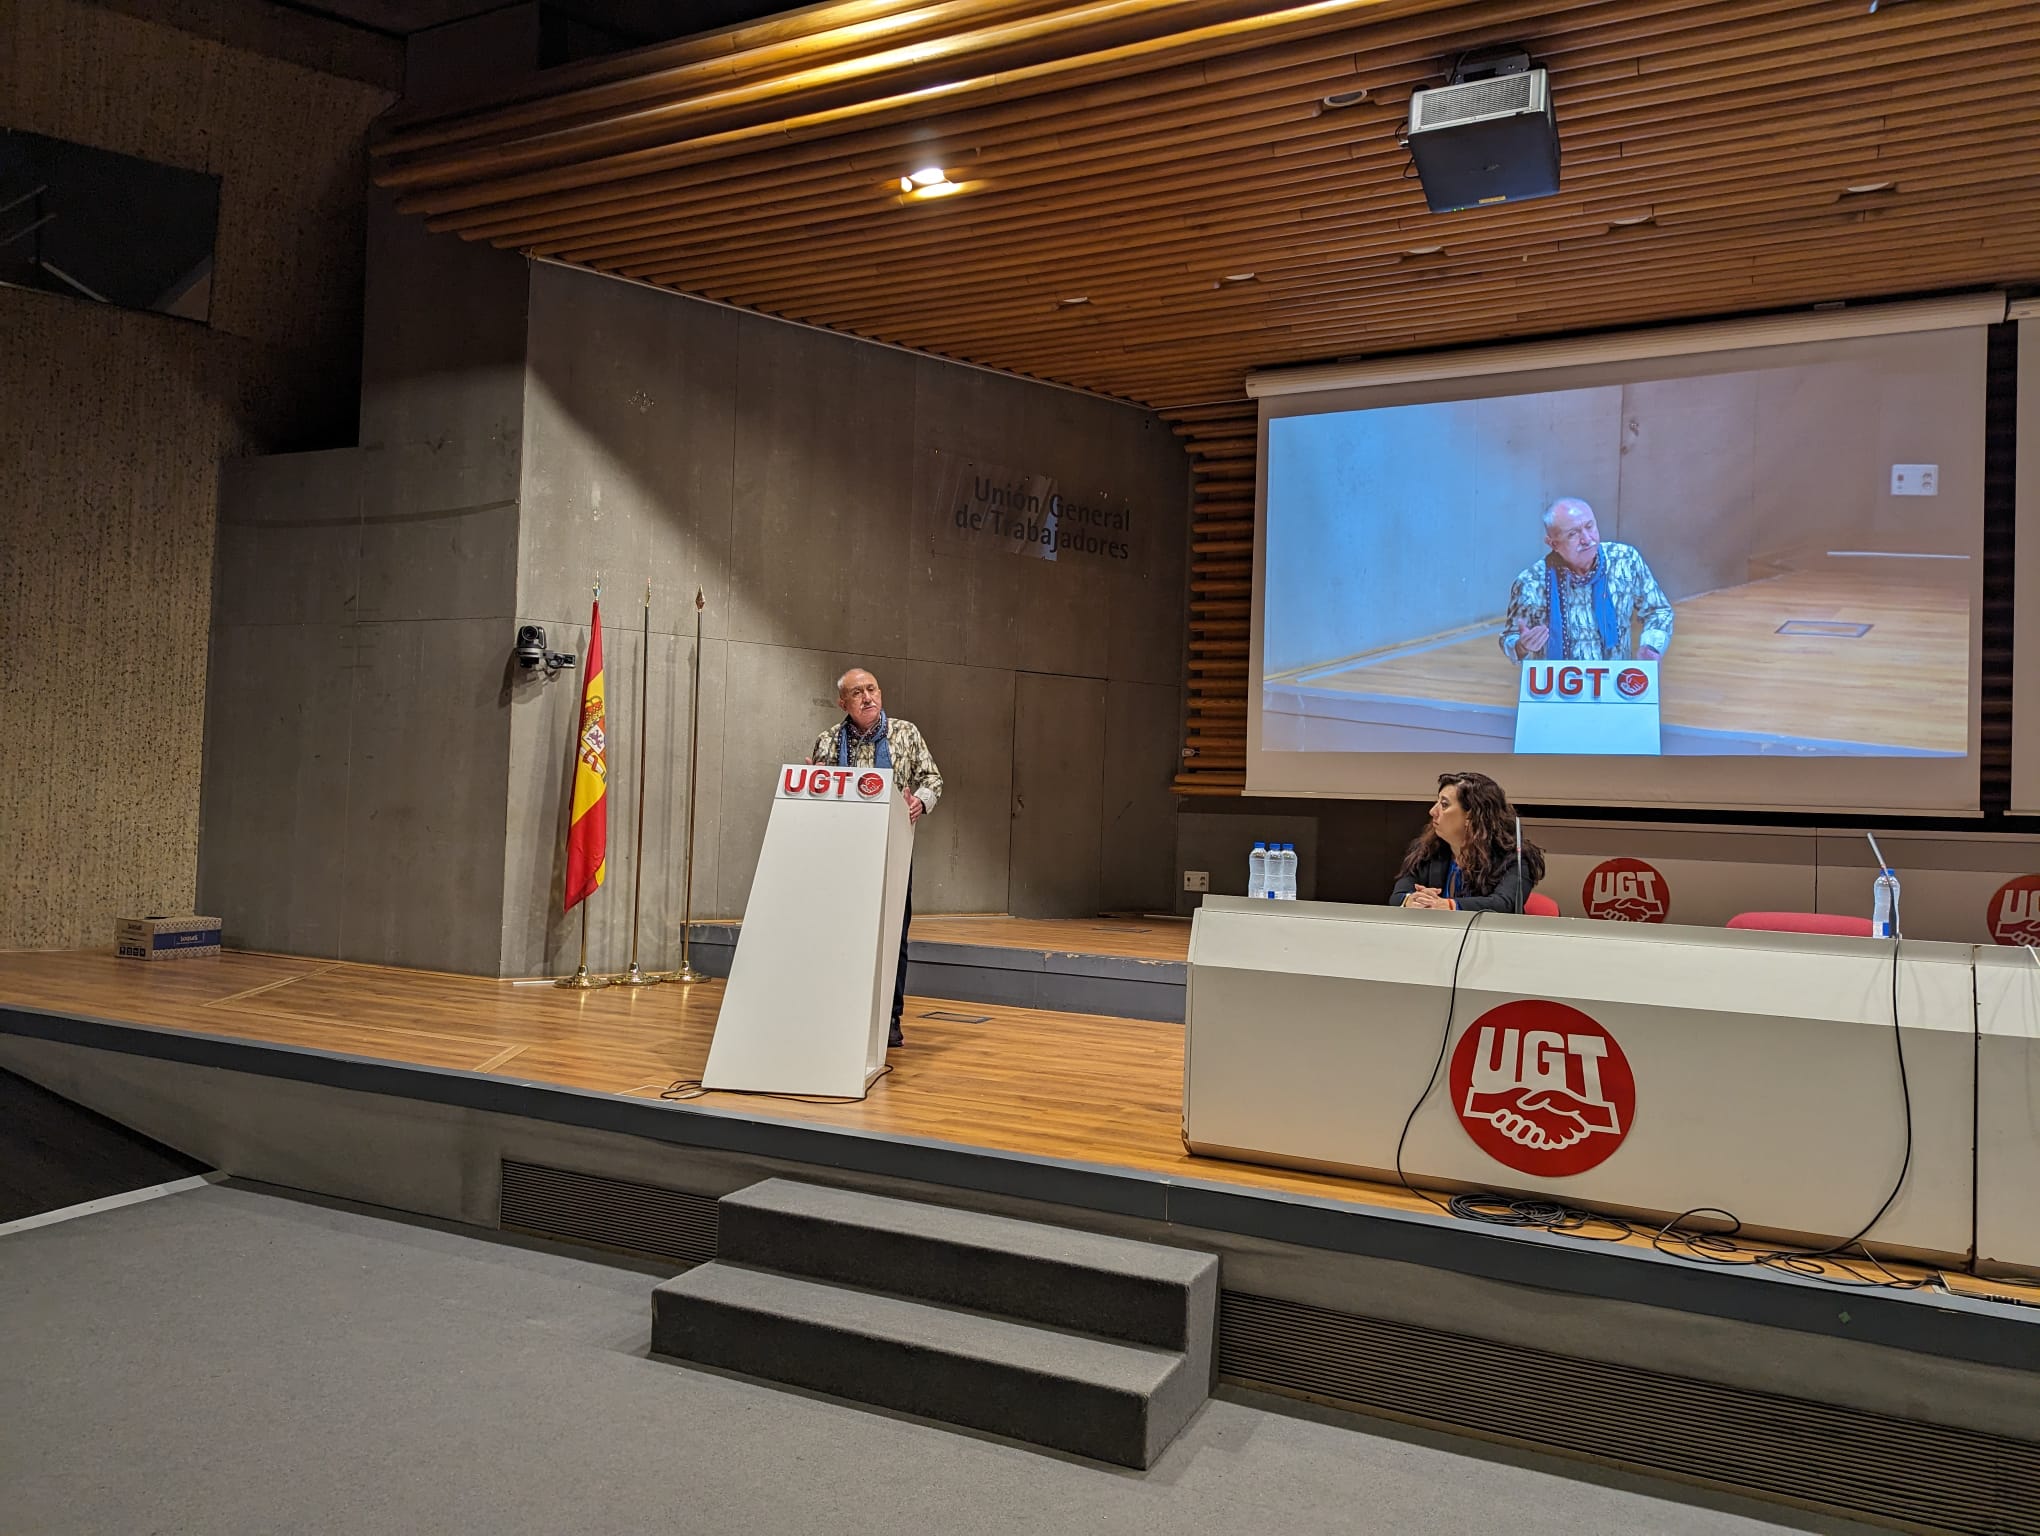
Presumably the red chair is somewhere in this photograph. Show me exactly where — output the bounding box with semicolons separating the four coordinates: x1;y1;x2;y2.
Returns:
1524;893;1560;917
1727;911;1874;938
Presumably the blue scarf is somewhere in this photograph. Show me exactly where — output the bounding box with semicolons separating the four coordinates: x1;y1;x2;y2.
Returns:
1545;552;1622;659
837;711;892;770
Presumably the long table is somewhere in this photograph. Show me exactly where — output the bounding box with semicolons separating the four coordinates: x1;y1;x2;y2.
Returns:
1184;897;2040;1270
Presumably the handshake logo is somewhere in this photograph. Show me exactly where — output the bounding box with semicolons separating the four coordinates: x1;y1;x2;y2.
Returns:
1447;1001;1635;1177
1988;874;2040;947
1583;857;1669;923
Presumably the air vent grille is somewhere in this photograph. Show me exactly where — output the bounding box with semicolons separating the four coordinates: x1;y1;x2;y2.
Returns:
1221;1292;2040;1534
499;1159;718;1265
1411;70;1541;130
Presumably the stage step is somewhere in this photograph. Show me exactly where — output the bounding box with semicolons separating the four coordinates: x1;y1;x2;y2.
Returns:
651;1179;1217;1467
715;1178;1215;1349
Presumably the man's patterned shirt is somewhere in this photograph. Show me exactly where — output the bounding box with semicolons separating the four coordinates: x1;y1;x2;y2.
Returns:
1498;542;1675;662
809;716;944;813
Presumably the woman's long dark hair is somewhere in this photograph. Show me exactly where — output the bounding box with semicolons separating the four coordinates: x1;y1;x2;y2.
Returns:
1397;771;1546;896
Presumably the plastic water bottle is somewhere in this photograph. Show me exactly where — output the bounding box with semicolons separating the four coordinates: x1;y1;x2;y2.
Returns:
1248;842;1269;899
1872;868;1901;939
1277;844;1298;900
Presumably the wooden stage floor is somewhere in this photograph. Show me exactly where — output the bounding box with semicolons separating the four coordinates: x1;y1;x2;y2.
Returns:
0;940;2027;1306
1287;567;1968;753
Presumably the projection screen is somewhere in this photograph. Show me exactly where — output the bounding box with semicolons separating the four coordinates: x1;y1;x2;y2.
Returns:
1246;294;2003;814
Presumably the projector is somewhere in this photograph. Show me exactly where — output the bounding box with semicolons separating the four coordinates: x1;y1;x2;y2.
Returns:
1406;62;1560;214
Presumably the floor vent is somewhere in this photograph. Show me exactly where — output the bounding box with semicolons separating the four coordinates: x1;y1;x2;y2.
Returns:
1220;1291;2040;1535
499;1160;717;1266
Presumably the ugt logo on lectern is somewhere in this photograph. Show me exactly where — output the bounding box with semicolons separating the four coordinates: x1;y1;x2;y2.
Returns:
857;772;886;799
1583;857;1669;922
1447;1000;1635;1177
1987;874;2040;945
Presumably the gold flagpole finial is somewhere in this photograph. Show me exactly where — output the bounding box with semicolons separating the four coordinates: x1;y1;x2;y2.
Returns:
695;587;705;612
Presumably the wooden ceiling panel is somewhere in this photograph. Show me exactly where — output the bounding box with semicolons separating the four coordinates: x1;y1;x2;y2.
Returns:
372;0;2039;414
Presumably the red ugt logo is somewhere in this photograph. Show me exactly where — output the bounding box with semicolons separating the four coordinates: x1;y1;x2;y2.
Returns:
1448;1000;1635;1178
1583;857;1669;923
1987;874;2040;946
857;772;886;799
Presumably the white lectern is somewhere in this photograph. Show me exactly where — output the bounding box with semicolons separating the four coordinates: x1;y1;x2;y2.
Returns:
703;764;914;1098
1513;659;1660;754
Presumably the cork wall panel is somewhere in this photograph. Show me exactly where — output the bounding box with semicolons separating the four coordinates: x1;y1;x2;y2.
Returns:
1;0;394;949
1;298;231;948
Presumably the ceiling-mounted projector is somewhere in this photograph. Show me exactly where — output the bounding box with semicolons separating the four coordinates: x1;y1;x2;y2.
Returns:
1406;49;1560;214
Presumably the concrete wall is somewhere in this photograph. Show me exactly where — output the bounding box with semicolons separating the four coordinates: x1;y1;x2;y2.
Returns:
203;257;1189;976
0;0;396;950
198;191;532;973
1263;328;1985;674
502;264;1191;976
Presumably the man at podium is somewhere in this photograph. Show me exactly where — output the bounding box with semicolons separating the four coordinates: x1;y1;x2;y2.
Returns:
809;668;944;1047
1497;497;1675;664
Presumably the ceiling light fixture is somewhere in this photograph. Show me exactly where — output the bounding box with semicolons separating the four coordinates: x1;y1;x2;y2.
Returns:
1216;272;1258;287
1320;87;1370;109
1843;180;1894;195
1607;208;1654;226
1404;244;1444;256
896;166;963;198
1057;295;1090;307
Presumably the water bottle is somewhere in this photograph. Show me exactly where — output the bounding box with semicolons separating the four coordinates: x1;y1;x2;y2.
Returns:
1872;868;1901;939
1248;842;1269;899
1278;844;1298;900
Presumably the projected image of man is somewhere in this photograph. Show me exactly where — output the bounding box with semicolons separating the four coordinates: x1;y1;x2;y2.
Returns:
1498;498;1674;663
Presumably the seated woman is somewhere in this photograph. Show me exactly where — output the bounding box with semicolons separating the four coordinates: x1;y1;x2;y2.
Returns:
1391;771;1546;913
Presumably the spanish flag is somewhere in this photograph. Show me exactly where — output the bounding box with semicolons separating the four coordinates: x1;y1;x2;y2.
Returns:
563;599;607;911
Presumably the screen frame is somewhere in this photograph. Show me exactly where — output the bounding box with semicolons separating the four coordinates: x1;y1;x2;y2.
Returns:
2010;306;2040;815
1245;294;2005;815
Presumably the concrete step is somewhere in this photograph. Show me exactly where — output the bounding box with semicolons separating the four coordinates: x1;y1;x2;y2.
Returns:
651;1261;1203;1468
716;1178;1217;1354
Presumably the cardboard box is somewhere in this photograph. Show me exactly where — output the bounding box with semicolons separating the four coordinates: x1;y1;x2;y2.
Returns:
116;914;222;960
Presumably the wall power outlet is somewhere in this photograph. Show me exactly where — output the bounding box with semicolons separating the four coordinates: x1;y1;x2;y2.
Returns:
1183;869;1210;892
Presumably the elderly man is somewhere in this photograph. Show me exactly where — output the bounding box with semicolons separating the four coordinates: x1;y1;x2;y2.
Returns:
808;667;944;1048
1499;497;1674;664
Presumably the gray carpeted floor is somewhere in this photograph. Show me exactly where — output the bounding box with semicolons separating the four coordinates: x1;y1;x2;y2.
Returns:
0;1183;1877;1536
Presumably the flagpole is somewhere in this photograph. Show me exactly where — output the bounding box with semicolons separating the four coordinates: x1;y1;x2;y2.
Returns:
665;587;708;984
613;581;658;987
557;579;606;989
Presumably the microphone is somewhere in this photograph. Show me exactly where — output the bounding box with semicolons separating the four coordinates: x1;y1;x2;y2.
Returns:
1515;814;1524;916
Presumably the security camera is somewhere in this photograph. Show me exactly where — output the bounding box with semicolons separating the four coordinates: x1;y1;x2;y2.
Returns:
513;624;576;676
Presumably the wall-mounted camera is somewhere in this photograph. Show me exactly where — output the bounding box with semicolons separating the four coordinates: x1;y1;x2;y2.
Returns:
513;624;576;676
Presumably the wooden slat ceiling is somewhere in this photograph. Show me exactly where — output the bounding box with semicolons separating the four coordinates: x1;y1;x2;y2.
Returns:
371;0;2040;791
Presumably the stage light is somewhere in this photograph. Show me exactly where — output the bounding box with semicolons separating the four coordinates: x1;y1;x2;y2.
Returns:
897;170;964;200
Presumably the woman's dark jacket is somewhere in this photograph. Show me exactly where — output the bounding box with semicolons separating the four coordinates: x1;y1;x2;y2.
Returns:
1389;848;1537;914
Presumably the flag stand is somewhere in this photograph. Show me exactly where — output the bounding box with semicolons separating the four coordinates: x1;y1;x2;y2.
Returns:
612;583;659;987
663;588;708;984
555;905;604;989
